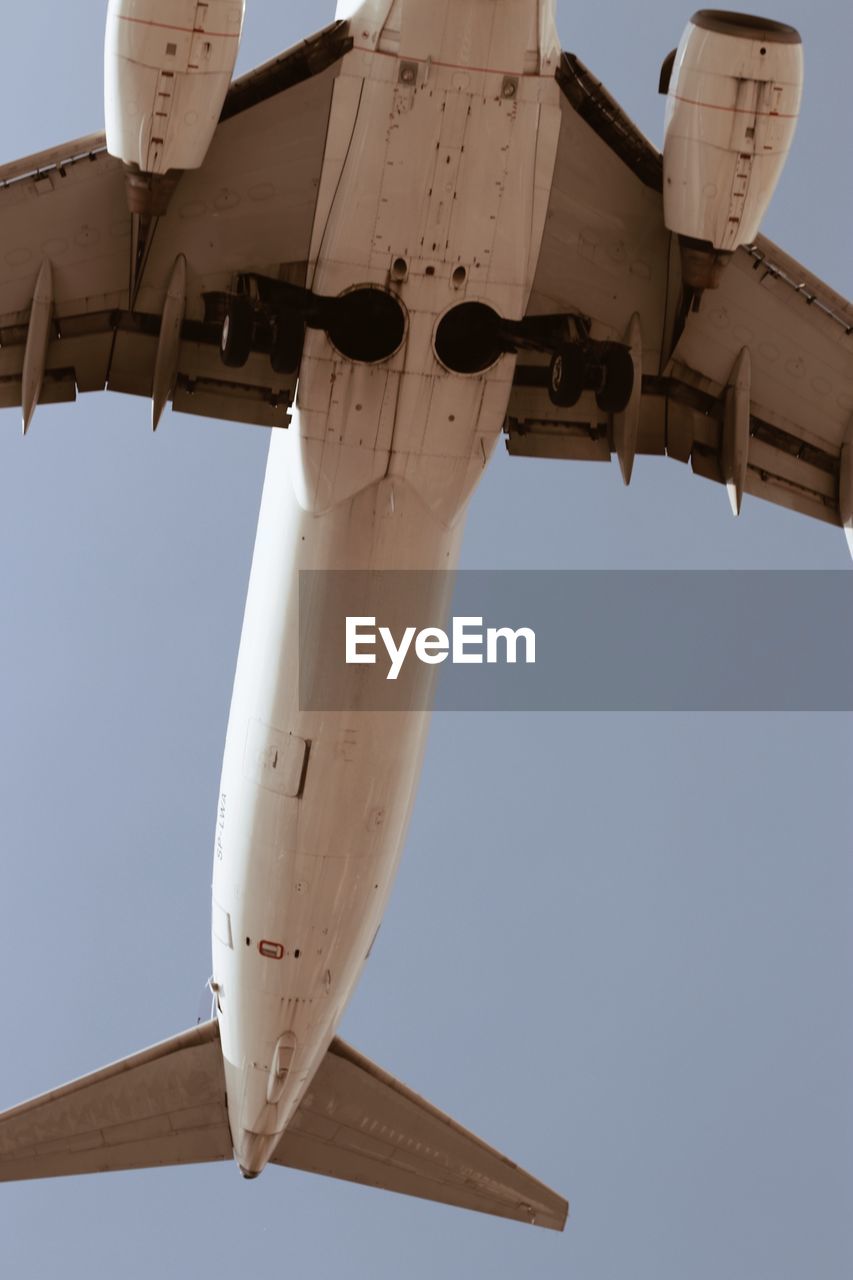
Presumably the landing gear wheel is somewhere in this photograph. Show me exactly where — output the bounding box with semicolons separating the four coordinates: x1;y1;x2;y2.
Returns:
270;314;304;375
594;345;634;414
547;343;585;408
220;296;254;368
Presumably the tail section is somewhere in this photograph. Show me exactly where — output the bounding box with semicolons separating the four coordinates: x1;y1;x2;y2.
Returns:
0;1021;567;1230
272;1037;568;1231
0;1021;229;1181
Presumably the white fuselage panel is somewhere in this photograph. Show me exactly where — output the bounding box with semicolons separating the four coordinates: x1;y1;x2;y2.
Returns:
211;0;561;1175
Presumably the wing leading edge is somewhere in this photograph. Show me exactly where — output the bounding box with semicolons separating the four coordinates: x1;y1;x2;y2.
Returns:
0;1021;567;1230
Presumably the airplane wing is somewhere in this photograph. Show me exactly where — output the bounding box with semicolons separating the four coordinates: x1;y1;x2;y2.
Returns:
271;1037;568;1231
0;21;352;431
0;1021;567;1230
7;33;847;538
508;53;853;547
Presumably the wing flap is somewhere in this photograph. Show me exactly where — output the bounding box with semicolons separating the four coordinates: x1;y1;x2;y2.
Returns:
0;143;127;325
0;1021;230;1182
671;240;851;457
272;1038;568;1231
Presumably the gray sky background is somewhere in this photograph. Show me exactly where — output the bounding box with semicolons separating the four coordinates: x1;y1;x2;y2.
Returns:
0;3;850;1277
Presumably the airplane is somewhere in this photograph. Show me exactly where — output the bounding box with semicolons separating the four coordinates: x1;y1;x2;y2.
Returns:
0;0;849;1235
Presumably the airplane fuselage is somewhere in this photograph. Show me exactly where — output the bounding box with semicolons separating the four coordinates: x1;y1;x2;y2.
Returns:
211;0;561;1175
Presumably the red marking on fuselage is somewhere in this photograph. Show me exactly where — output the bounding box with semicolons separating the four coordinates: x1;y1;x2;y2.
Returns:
670;92;797;119
352;45;552;79
115;14;240;39
258;940;285;960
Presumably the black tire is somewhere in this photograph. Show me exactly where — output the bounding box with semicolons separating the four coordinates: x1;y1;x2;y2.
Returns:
547;343;585;408
270;314;304;375
220;296;254;368
595;345;634;414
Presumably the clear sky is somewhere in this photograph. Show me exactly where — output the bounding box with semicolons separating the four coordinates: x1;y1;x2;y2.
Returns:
0;3;850;1278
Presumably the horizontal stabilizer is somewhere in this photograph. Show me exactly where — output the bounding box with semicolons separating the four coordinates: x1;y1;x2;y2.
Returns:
272;1038;568;1231
0;1021;230;1181
0;1022;567;1229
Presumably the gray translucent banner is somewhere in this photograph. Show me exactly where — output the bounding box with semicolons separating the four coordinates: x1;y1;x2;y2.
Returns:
298;571;853;712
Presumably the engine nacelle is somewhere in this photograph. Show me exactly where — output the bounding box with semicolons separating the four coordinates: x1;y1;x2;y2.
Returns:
105;0;245;207
663;10;803;269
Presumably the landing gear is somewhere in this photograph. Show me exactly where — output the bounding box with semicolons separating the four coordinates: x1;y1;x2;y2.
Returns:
218;274;308;374
216;273;406;375
594;345;634;414
545;339;634;414
220;296;254;368
218;299;305;375
548;343;586;408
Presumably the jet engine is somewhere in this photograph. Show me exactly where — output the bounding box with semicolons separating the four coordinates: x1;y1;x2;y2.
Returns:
105;0;245;214
662;9;803;287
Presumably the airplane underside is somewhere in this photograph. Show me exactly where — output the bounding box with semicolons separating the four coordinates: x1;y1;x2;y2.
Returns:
0;0;570;1232
211;0;566;1177
1;0;848;1239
